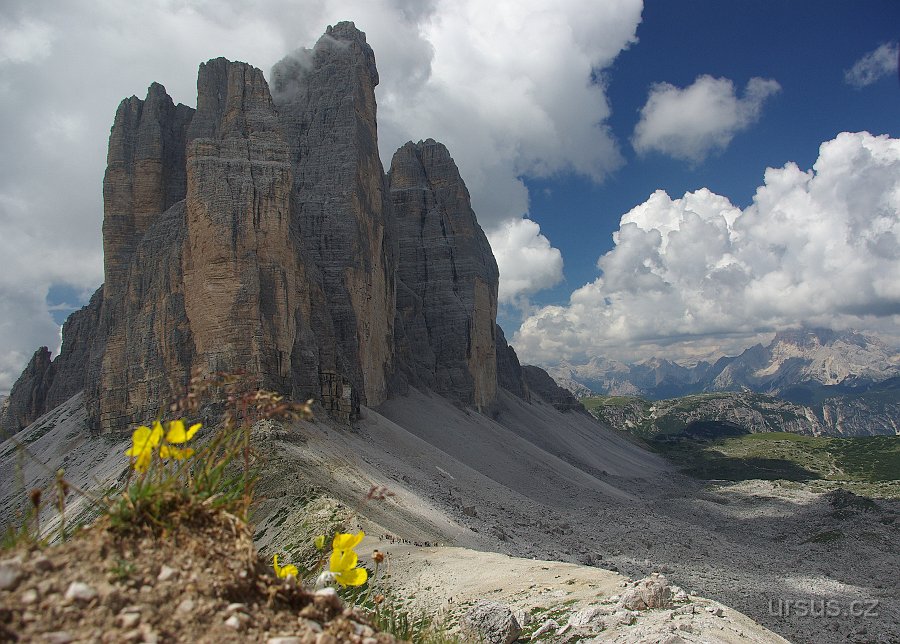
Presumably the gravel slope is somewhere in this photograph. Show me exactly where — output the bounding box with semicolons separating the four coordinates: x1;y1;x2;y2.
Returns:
2;390;897;643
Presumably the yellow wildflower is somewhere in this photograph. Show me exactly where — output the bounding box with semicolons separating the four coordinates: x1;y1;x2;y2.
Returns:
314;534;326;550
273;554;298;580
329;531;368;587
159;445;195;460
165;419;202;444
332;530;365;551
125;422;163;472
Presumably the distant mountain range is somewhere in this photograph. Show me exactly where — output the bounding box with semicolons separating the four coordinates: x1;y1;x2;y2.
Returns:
548;329;900;437
548;328;900;402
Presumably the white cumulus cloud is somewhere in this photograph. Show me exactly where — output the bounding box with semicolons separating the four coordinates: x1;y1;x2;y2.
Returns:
487;218;564;306
845;42;899;88
515;131;900;365
632;75;781;163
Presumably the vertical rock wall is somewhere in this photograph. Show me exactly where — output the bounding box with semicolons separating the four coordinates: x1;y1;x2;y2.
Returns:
272;22;395;408
102;83;193;300
389;140;499;411
182;59;301;393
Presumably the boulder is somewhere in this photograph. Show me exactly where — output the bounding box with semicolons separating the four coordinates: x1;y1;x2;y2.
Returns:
619;573;674;611
460;600;521;644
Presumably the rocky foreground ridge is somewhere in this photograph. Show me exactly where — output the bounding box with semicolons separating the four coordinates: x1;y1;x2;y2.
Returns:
0;22;576;436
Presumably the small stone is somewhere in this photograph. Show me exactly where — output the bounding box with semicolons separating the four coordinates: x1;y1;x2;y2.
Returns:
33;555;55;573
532;619;559;638
611;610;636;627
117;612;141;628
65;581;98;602
157;566;177;582
0;560;23;591
140;624;159;644
226;602;249;614
44;632;74;644
315;634;337;644
20;588;39;605
225;614;244;630
313;587;342;611
268;639;303;644
176;598;195;614
139;585;152;594
298;617;323;633
119;629;142;643
512;608;530;628
679;623;694;633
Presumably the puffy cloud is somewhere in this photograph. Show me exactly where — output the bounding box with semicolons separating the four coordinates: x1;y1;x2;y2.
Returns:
0;1;640;392
845;42;899;88
632;75;781;163
515;132;900;365
375;0;641;222
487;218;564;306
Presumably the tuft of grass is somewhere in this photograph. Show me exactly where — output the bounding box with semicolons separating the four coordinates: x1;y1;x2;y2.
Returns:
370;600;461;644
106;371;312;534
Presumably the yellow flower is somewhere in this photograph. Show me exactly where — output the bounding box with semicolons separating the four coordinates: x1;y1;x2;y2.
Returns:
159;445;195;460
329;531;368;587
332;530;365;551
314;534;326;550
165;419;202;443
125;422;163;471
273;554;298;580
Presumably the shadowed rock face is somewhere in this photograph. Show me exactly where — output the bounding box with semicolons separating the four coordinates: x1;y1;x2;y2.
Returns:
495;325;529;403
389;139;499;411
272;23;394;409
1;348;52;434
102;83;193;301
5;21;521;433
522;366;587;414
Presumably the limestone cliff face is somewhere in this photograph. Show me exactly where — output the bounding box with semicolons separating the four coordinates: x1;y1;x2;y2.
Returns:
390;140;499;411
6;22;534;433
521;366;587;414
182;59;302;393
45;289;104;412
1;290;104;435
102;83;193;300
0;348;53;435
272;23;395;409
495;325;530;402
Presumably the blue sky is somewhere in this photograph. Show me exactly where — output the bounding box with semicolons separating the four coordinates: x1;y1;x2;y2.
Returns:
521;0;900;312
1;0;899;392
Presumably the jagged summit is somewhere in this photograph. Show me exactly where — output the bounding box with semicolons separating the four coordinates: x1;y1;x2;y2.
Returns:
1;23;569;435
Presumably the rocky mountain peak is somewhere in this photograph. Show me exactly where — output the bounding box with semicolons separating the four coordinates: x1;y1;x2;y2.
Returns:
189;58;280;141
1;23;556;434
390;138;499;411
